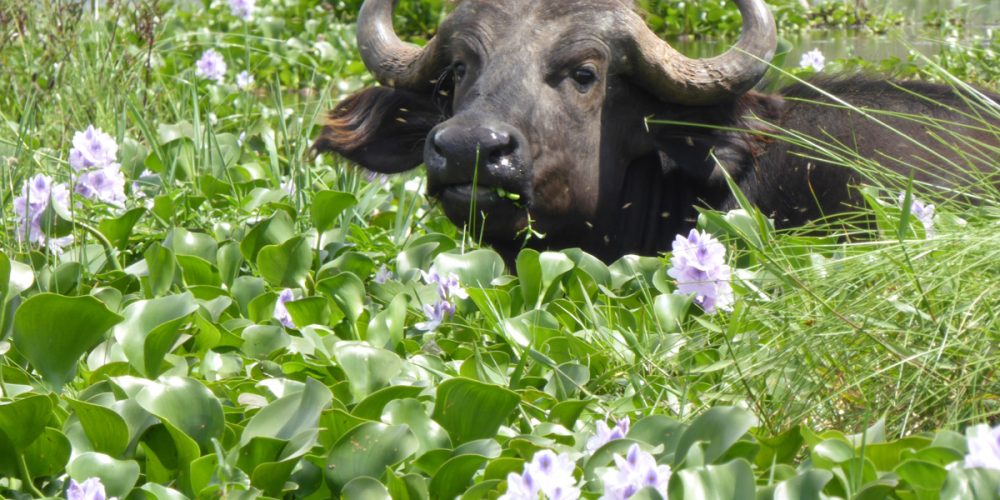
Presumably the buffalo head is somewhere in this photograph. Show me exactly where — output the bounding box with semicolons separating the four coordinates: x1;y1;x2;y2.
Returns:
315;0;777;260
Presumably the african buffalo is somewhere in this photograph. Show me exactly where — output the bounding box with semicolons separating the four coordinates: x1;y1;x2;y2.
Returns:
314;0;1000;262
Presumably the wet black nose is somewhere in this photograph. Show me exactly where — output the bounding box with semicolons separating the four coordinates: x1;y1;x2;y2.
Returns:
425;122;526;185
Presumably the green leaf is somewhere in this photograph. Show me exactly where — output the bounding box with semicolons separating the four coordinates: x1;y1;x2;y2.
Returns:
67;398;130;457
325;423;419;493
144;243;176;297
135;377;224;450
99;207;146;250
432;378;519;444
333;341;404;402
317;273;366;323
383;398;452;454
428;454;490;500
365;294;407;350
13;294;123;390
353;385;424;421
67;452;141;499
241;210;296;263
257;235;312;288
242;377;332;445
674;407;756;466
0;394;52;450
668;458;755;500
342;476;392;500
23;426;71;478
895;459;948;491
653;293;692;333
772;469;833;500
165;227;218;264
113;293;198;377
433;250;506;289
312;190;359;233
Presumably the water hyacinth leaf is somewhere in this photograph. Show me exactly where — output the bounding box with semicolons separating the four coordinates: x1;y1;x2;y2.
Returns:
516;248;542;306
653;293;692;333
895;459;948;491
240;210;296;263
332;341;403;401
4;253;34;298
383;398;452;453
317;273;366;323
428;454;491;500
0;394;51;450
548;399;591;429
67;398;130;457
386;470;430;500
365;294;407;350
433;250;506;289
813;438;855;464
136;377;224;450
285;296;331;329
546;362;589;399
501;308;561;348
23;427;71;478
98;207;146;250
144;243;176;297
114;292;198;377
771;469;832;500
257;236;312;288
217;241;243;287
157;120;195;144
668;458;756;500
13;294;123;390
312;190;358;233
241;325;290;359
165;227;218;264
353;385;424;421
139;483;189;500
431;378;519;444
673;407;756;467
755;425;804;469
176;255;221;287
42;261;82;294
68;452;141;499
242;377;332;445
341;476;392;500
38;190;75;238
325;423;419;493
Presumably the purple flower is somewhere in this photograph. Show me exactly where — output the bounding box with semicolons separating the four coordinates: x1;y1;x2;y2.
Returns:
600;444;671;500
501;449;580;500
68;125;118;171
273;289;297;329
76;164;127;207
67;477;107;500
415;299;454;331
799;48;826;72
195;49;227;84
374;265;393;284
899;193;935;238
236;70;254;90
964;423;1000;471
13;174;74;253
667;229;734;313
586;417;630;453
422;267;469;301
228;0;255;20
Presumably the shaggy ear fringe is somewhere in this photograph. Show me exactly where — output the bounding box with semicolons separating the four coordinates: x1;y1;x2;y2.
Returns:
312;86;442;157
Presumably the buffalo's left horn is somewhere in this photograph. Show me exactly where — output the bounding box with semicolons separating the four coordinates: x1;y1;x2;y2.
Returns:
356;0;446;89
625;0;777;105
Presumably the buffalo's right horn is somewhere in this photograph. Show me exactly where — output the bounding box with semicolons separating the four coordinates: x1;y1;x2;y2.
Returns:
624;0;777;105
356;0;446;90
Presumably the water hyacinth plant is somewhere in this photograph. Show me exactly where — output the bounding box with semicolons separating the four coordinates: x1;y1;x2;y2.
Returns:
667;229;734;313
0;0;999;498
799;48;826;71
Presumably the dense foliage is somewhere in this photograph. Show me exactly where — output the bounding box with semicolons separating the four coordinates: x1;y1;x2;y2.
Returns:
1;0;998;498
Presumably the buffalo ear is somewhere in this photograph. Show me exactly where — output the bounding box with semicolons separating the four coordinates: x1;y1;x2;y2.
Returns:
313;86;443;173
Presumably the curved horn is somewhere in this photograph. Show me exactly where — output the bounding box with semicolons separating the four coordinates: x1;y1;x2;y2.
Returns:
356;0;446;90
625;0;776;105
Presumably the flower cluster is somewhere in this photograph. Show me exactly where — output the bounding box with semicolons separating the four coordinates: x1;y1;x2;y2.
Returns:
899;192;935;238
600;444;672;500
799;48;826;72
236;70;255;90
667;229;734;313
228;0;256;20
67;477;107;500
586;417;630;453
195;49;227;83
273;288;297;329
13;174;74;253
70;126;126;207
374;265;393;284
501;450;580;500
416;267;468;331
964;423;1000;471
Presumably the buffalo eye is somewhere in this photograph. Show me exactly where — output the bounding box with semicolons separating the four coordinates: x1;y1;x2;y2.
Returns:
571;65;598;91
452;61;468;82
